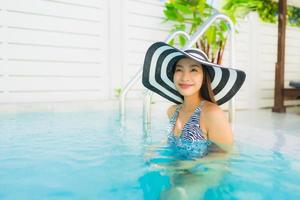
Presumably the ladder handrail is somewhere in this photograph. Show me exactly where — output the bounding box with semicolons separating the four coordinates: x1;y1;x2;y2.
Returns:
143;12;236;132
119;31;190;122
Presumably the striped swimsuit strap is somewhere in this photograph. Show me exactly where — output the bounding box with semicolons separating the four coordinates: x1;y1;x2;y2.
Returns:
170;100;206;124
170;100;206;140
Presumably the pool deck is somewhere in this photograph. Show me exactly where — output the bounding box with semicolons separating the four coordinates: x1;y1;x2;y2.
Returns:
235;106;300;135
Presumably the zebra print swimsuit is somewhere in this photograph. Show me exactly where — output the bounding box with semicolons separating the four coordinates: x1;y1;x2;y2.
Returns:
167;101;211;159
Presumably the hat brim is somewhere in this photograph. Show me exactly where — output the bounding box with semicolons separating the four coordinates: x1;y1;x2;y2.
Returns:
142;42;246;105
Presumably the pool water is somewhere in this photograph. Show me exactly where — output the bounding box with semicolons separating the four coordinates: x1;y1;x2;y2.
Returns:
0;107;300;200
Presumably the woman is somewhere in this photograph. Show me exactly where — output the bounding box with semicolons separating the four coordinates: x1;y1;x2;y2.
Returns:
141;42;246;199
142;41;246;159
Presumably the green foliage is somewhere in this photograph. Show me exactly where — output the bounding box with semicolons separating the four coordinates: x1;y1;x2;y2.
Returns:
114;87;122;98
163;0;300;64
163;0;229;64
221;0;276;23
288;6;300;27
222;0;300;27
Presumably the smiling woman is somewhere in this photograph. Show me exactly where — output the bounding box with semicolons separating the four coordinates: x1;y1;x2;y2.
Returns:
141;41;241;197
142;41;246;159
173;57;216;104
173;59;205;98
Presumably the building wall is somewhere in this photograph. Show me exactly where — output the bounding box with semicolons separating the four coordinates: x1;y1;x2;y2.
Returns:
0;0;299;109
120;0;171;99
0;0;109;103
257;21;300;107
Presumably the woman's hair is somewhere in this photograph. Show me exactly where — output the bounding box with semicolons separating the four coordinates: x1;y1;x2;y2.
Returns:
200;67;216;104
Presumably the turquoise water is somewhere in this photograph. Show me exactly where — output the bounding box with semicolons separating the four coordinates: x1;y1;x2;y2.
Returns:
0;108;300;200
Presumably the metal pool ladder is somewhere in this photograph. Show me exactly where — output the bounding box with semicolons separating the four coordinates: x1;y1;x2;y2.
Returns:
119;12;236;132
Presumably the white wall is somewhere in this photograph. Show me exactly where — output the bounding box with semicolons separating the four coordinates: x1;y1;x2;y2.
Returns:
222;13;300;109
257;20;300;107
0;0;299;109
120;0;171;99
0;0;109;103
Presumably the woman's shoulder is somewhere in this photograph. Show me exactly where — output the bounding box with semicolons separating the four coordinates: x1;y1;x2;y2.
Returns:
166;104;178;119
202;101;225;120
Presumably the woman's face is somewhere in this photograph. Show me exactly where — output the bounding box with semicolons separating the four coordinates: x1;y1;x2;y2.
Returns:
173;58;204;97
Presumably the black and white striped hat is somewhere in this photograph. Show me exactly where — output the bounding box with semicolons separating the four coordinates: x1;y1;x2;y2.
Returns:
142;42;246;105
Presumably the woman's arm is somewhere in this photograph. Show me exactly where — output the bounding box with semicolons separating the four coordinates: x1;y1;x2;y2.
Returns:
203;103;233;152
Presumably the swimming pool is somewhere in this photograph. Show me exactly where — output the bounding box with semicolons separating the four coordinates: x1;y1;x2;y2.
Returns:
0;103;300;200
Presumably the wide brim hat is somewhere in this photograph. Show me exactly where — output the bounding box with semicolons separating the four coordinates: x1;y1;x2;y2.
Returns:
142;42;246;105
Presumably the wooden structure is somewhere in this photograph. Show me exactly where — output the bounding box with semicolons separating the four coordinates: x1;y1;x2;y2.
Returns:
272;0;300;113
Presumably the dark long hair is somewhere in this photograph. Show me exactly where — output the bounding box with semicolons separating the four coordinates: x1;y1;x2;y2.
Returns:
200;67;216;104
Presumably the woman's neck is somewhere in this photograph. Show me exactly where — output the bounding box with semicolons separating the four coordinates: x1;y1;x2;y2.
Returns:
181;94;205;112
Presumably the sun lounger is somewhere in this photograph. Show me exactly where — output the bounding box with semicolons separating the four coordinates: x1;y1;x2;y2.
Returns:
289;81;300;88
